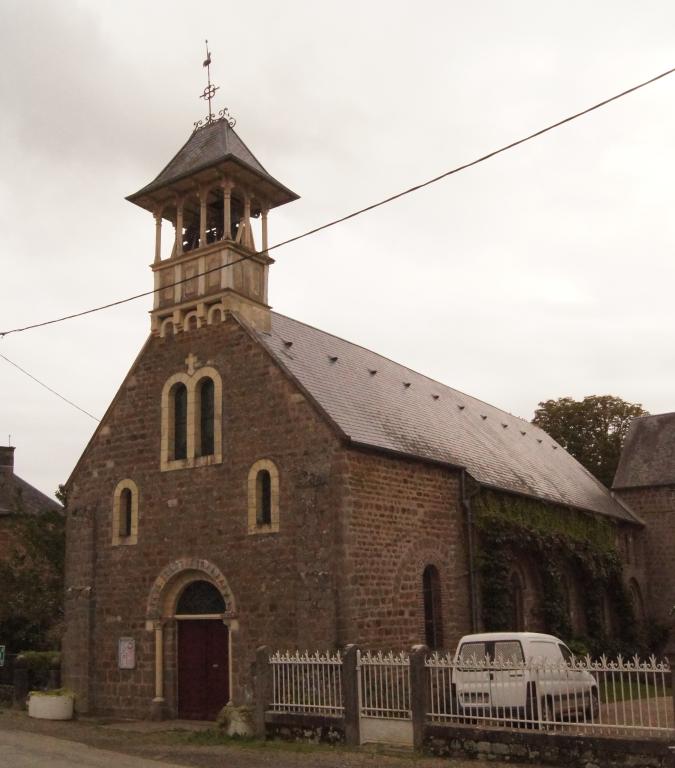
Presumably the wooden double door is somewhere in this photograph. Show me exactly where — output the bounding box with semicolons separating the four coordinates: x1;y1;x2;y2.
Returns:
177;620;230;720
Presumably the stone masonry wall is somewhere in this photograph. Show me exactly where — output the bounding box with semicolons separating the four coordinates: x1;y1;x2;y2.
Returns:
615;486;675;624
63;315;344;718
338;449;471;651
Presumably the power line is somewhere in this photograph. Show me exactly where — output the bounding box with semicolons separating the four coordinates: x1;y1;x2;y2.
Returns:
0;352;101;422
2;63;674;340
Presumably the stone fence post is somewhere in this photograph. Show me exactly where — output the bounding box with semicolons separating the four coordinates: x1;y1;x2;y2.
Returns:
410;644;429;750
666;643;675;730
254;645;271;739
342;644;360;747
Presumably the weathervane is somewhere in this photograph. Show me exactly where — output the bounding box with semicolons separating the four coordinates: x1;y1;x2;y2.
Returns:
194;40;236;131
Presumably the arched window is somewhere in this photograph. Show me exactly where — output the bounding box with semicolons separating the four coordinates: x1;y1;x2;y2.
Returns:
161;367;222;471
510;572;525;631
176;580;226;615
256;470;272;525
629;579;645;621
248;460;280;534
112;479;139;546
120;488;132;538
198;377;215;457
423;565;443;650
173;383;188;460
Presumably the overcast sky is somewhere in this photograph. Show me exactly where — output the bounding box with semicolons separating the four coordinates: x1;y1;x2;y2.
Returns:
2;0;674;498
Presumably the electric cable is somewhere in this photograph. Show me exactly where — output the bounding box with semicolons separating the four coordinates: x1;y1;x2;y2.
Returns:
0;352;101;422
2;62;674;340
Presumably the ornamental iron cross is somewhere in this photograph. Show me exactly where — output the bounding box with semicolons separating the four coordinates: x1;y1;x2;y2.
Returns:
200;40;219;124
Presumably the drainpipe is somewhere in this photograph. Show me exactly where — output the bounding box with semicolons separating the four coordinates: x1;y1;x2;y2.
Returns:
460;469;479;632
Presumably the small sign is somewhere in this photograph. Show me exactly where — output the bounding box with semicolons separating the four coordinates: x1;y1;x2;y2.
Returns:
118;637;135;669
0;646;5;667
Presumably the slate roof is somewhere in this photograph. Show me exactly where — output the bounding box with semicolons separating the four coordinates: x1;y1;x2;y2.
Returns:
0;471;61;517
255;313;636;523
613;412;675;489
127;120;298;205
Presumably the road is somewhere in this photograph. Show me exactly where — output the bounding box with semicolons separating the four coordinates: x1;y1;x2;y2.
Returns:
0;729;187;768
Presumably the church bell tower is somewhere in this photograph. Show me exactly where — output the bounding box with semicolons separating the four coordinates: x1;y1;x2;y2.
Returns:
126;47;298;336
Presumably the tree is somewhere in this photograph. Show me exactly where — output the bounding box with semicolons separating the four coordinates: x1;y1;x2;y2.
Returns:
0;502;65;652
532;395;648;488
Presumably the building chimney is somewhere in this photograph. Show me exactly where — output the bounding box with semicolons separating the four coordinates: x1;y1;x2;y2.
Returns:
0;446;15;474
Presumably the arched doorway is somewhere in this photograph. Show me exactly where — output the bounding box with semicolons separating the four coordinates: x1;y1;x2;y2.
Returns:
176;581;229;720
146;559;236;721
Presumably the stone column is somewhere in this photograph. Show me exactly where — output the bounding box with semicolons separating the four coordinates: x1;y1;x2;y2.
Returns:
666;644;675;730
154;213;162;263
342;644;360;746
199;187;208;248
150;621;165;720
410;644;429;750
243;194;253;250
175;198;184;257
221;180;233;240
261;206;269;252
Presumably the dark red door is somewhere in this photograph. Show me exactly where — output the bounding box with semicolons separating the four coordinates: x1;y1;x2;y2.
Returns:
178;620;229;720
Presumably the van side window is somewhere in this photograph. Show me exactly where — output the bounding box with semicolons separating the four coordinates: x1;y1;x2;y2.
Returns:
494;640;524;664
558;644;573;664
458;642;487;663
529;641;560;662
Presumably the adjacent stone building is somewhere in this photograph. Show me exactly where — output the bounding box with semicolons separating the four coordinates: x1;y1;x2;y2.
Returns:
62;114;653;721
613;413;675;625
0;445;61;558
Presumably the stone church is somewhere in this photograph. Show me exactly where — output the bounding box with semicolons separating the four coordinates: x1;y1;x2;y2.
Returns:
62;111;668;721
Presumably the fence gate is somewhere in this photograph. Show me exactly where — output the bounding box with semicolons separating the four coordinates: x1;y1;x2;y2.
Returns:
357;650;413;746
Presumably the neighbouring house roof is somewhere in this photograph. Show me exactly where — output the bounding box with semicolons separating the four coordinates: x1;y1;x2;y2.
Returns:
255;313;637;523
0;468;61;517
613;412;675;489
126;119;298;207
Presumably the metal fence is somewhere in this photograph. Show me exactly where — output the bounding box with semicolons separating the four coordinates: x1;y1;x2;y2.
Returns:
358;650;411;720
268;650;344;716
426;652;674;736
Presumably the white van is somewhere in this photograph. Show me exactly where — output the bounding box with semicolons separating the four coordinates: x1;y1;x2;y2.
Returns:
452;632;599;724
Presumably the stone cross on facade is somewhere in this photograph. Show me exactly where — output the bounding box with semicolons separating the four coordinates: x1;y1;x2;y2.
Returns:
185;353;200;376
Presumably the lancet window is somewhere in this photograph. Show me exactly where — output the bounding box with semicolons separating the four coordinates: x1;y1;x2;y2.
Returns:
423;564;443;650
248;460;279;533
160;366;223;471
112;479;139;546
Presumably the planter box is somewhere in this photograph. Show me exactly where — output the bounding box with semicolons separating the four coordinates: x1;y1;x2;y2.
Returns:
28;693;74;720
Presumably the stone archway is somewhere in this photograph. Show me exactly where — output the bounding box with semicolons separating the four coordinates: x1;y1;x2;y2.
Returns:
146;558;236;720
147;557;236;621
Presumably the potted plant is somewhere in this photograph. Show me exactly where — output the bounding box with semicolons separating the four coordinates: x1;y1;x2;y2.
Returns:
27;689;74;720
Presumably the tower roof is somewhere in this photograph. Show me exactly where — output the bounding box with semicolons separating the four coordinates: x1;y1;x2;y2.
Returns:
127;119;299;212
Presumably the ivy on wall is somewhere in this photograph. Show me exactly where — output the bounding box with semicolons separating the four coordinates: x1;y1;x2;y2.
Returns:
473;490;640;656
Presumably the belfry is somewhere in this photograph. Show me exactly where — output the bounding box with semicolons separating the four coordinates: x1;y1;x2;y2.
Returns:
126;58;297;335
